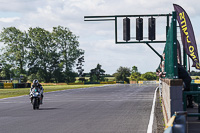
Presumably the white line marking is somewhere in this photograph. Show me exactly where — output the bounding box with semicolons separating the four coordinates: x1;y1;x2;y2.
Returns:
147;87;158;133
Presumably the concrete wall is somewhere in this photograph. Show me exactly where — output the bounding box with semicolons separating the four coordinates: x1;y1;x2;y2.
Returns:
161;79;183;124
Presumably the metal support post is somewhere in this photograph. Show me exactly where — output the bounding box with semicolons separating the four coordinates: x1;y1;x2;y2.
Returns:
146;43;163;60
115;17;117;44
172;11;178;79
166;14;170;37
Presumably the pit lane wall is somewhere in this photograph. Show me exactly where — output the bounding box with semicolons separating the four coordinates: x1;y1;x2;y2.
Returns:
161;78;183;124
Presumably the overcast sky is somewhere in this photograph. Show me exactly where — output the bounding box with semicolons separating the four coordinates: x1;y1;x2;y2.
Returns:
0;0;200;74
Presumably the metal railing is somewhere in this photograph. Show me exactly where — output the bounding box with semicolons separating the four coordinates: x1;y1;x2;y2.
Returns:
182;83;200;119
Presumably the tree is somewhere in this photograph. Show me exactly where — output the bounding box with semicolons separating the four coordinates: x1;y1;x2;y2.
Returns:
113;66;131;83
141;72;157;80
190;71;200;76
132;66;138;73
52;65;65;83
0;62;13;80
130;73;141;82
76;56;85;82
0;27;29;75
28;27;59;83
90;64;105;82
27;73;38;82
130;66;141;82
0;26;84;83
0;63;2;73
52;26;84;83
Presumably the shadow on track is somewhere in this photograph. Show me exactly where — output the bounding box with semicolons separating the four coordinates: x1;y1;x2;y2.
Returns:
38;108;60;110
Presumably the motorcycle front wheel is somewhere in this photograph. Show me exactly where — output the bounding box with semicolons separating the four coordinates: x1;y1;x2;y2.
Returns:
32;98;38;110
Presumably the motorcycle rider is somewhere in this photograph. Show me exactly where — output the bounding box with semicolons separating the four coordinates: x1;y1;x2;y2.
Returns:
30;79;44;104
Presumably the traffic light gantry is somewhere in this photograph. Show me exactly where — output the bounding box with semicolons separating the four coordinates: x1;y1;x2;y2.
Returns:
84;14;172;60
84;14;171;44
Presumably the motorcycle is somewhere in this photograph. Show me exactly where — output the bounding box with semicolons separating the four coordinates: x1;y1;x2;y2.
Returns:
30;87;42;110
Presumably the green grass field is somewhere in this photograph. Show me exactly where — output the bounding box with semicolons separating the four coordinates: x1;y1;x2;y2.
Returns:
0;84;104;99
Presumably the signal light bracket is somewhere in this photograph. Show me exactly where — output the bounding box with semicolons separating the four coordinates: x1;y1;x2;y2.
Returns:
84;13;172;44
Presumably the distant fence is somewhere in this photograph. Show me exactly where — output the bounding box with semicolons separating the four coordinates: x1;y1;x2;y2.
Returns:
0;83;31;89
192;80;200;84
129;81;137;84
4;83;13;89
69;81;118;85
0;81;120;88
138;81;159;84
1;81;149;88
0;83;4;89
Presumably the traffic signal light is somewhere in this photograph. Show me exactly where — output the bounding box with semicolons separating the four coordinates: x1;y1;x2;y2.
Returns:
136;18;143;40
148;18;156;40
123;17;130;41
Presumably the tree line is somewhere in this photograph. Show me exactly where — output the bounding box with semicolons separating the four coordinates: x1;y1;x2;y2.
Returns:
0;26;84;83
190;71;200;76
76;65;158;83
113;66;158;83
0;26;158;83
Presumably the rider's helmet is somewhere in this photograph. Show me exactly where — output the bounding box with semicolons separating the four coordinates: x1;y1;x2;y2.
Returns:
33;79;39;86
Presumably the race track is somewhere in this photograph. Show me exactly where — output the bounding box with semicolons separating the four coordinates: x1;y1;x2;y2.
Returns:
0;84;157;133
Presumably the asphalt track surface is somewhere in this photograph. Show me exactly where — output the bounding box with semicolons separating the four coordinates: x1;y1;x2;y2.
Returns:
0;84;157;133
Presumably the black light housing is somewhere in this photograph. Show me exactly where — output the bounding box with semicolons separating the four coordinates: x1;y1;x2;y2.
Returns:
123;17;130;41
148;17;156;40
136;18;143;40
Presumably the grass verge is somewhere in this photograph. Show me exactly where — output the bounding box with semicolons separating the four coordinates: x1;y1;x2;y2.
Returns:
0;84;104;99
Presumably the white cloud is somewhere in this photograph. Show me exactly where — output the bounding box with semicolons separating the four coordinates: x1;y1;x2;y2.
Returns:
0;17;20;23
